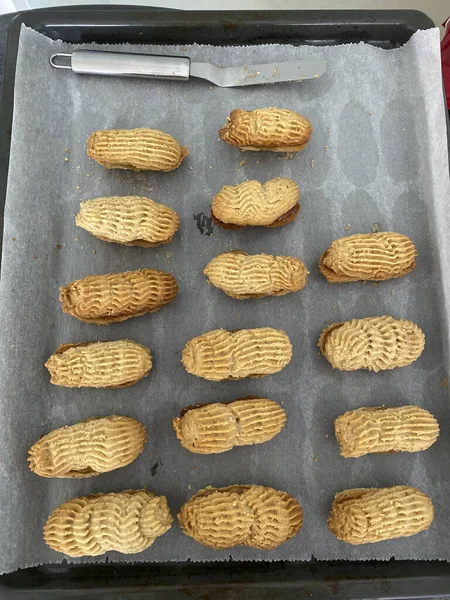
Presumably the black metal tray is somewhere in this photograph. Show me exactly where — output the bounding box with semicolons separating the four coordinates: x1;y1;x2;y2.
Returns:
0;7;447;599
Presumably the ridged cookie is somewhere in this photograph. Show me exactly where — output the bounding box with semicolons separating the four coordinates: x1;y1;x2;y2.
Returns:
204;251;308;299
87;128;188;171
212;178;300;229
76;196;180;247
173;397;286;454
182;328;293;381
335;406;439;458
319;316;425;372
60;269;178;325
44;490;172;557
28;415;146;478
320;232;417;283
219;108;312;152
328;486;434;544
178;485;303;549
45;340;152;388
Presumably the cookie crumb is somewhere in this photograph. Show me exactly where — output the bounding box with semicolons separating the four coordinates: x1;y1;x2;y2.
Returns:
310;160;315;169
323;145;329;150
64;156;69;162
313;452;318;463
56;244;62;249
344;224;351;231
372;222;381;233
441;378;448;388
239;158;247;167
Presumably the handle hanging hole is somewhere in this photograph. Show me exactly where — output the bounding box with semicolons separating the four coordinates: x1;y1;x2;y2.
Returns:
50;53;72;70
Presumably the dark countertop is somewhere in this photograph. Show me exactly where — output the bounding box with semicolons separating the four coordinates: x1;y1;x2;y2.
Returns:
0;12;16;95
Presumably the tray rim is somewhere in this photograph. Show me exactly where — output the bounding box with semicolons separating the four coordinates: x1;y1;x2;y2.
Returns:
0;6;447;598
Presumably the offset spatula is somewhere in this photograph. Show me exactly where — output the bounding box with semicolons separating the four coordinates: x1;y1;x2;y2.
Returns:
50;51;326;87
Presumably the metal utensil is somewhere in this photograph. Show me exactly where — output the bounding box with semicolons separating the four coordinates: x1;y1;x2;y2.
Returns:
50;51;326;87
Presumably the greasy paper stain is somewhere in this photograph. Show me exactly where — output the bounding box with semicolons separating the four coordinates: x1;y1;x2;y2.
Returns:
194;213;214;236
150;460;163;476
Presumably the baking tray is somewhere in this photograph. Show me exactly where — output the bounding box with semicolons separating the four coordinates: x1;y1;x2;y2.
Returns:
0;7;448;600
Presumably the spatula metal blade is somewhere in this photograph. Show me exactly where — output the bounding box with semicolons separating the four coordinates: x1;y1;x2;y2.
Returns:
190;58;326;87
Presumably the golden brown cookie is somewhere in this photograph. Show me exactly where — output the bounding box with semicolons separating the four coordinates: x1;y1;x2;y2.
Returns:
60;269;178;325
178;485;303;549
319;316;425;372
212;178;300;229
328;486;434;544
319;232;417;283
44;490;172;557
87;128;188;171
204;251;308;299
173;397;286;454
182;328;293;381
76;196;180;247
28;415;146;478
335;406;439;458
45;340;152;388
219;108;312;152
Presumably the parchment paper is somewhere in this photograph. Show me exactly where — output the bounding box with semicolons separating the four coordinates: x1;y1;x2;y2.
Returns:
0;24;450;574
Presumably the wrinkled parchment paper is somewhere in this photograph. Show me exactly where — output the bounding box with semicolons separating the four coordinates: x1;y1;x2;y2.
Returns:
0;25;450;574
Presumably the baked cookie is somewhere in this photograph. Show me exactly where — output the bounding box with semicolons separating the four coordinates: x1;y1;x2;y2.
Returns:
335;406;439;458
320;232;417;283
173;397;286;454
28;415;146;478
45;340;152;388
219;108;312;152
76;196;180;248
328;486;434;544
60;269;178;325
319;316;425;372
178;485;302;549
204;251;308;299
212;178;300;229
87;128;188;171
182;328;293;381
44;490;172;556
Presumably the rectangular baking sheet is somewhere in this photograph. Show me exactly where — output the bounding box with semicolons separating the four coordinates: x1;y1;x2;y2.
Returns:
0;23;449;574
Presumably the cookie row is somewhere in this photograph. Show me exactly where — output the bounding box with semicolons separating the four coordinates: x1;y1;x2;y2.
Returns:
42;484;434;556
44;317;425;388
87;108;313;174
28;402;440;477
57;232;417;328
76;180;301;241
